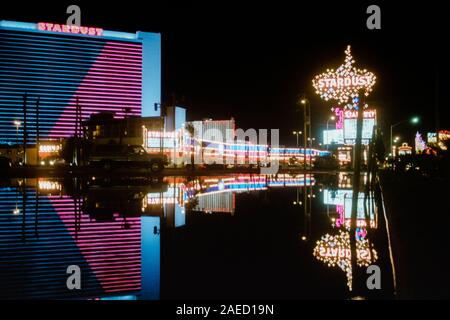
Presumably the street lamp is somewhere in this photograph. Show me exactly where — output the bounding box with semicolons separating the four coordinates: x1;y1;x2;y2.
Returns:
13;120;21;145
298;97;311;171
390;116;419;158
292;131;302;147
326;115;336;150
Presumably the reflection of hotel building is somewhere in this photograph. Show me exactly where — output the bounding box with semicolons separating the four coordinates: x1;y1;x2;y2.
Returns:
0;179;160;299
149;175;316;217
0;175;317;298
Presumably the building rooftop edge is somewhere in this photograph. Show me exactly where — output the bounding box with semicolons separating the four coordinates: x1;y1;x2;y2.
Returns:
0;20;160;41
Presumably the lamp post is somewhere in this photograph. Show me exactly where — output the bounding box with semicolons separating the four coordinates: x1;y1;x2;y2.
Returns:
292;131;302;147
307;137;316;148
299;98;311;171
326;115;335;150
390;116;419;158
13;120;21;145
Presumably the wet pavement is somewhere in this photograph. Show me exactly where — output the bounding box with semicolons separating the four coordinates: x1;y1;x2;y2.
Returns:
0;173;395;299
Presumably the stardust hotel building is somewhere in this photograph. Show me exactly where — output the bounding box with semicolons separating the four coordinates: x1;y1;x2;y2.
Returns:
0;20;161;145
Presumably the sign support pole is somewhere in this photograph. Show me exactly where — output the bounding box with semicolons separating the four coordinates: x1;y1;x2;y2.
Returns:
350;93;364;295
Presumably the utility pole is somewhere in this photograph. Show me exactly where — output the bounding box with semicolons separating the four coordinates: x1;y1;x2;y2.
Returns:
350;93;364;295
299;97;312;241
435;69;440;144
23;93;28;165
36;97;40;166
77;96;82;166
307;103;312;238
300;99;307;172
308;103;312;171
73;96;80;166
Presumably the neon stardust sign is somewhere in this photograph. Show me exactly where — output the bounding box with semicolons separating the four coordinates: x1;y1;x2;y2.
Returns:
38;22;103;36
317;75;372;89
312;46;376;104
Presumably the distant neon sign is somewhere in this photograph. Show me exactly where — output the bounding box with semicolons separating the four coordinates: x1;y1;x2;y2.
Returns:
334;107;344;129
37;22;103;36
344;109;376;119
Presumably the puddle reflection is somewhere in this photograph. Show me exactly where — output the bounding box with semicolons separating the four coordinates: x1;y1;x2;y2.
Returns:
0;173;392;299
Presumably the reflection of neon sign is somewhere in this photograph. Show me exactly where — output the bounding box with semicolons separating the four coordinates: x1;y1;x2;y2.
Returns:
313;231;378;290
39;144;61;154
38;180;61;191
38;22;103;36
316;243;373;261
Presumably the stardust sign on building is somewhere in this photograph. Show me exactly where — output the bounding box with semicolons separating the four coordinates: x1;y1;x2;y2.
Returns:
0;20;161;145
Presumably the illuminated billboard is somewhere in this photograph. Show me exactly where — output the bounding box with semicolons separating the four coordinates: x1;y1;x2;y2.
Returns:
323;129;344;145
343;109;376;145
147;131;177;149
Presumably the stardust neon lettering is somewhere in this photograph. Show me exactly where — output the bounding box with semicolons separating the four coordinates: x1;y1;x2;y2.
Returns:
38;22;103;36
318;76;370;89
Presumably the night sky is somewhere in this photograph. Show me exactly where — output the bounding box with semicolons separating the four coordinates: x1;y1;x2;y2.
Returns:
2;1;448;145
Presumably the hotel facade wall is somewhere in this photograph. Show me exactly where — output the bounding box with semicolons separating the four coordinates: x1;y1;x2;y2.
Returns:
0;27;143;145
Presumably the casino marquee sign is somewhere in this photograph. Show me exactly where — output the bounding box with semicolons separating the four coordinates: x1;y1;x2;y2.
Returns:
312;46;376;104
38;22;103;36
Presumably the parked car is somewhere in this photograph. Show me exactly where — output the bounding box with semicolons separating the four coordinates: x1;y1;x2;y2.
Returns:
89;144;168;173
40;155;66;167
314;155;339;170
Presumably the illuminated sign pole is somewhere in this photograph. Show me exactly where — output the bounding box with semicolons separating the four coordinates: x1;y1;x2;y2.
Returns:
312;45;376;293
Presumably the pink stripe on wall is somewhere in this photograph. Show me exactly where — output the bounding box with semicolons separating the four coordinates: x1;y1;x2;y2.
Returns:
47;195;142;293
48;41;142;138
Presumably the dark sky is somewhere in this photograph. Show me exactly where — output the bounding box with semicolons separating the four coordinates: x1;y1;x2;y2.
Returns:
2;1;448;145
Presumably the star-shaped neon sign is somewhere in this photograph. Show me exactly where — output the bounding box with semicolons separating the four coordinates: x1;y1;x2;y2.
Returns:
312;46;376;104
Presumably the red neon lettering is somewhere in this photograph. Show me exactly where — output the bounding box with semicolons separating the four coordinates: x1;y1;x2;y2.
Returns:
80;26;88;35
38;22;103;37
52;24;62;32
71;25;80;33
